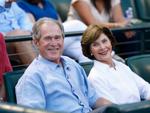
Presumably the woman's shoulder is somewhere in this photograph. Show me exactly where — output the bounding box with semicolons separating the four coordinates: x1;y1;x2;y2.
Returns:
112;0;120;7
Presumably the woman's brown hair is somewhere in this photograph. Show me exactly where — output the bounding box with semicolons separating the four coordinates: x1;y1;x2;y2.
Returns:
81;24;116;59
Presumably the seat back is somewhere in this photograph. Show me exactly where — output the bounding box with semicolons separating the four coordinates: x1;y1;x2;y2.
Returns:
79;62;93;76
134;0;150;21
49;0;71;22
4;69;24;103
125;54;150;83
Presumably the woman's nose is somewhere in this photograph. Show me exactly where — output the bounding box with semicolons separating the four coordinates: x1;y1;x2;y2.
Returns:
99;44;105;49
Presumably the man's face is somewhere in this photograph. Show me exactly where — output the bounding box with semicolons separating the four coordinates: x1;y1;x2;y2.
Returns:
35;22;64;64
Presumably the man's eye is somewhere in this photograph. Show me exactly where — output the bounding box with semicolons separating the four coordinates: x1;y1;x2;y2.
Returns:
55;36;62;40
43;36;51;41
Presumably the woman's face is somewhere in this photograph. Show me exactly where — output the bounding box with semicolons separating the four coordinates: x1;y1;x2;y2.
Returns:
90;33;112;64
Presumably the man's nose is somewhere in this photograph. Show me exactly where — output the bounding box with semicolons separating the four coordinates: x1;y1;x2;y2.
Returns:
49;38;57;45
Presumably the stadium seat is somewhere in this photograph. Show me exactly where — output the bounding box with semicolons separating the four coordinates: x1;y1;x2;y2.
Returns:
79;61;93;76
125;54;150;83
134;0;150;21
49;0;71;22
3;69;25;103
90;100;150;113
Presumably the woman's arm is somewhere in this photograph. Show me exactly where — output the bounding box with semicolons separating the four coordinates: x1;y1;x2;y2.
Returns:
73;1;99;25
73;0;129;28
111;3;128;27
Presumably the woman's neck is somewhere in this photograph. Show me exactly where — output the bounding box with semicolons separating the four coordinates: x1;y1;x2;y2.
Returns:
109;60;116;70
38;2;43;9
95;0;104;13
104;59;116;70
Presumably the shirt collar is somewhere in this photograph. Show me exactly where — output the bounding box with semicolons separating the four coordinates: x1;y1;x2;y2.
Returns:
93;59;117;71
37;55;70;71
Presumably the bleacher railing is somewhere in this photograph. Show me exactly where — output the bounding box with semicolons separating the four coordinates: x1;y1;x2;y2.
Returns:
5;22;150;69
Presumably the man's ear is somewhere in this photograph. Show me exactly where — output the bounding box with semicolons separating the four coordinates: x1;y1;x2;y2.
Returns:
33;39;39;49
32;39;39;55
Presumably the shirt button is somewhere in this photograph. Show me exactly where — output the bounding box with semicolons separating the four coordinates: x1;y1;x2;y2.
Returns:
72;88;75;93
66;75;69;79
79;100;83;105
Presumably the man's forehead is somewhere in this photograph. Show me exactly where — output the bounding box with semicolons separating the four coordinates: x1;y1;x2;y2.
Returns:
43;21;58;27
40;22;60;31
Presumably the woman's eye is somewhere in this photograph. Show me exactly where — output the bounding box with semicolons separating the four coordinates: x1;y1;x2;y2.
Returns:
92;43;99;47
102;39;108;43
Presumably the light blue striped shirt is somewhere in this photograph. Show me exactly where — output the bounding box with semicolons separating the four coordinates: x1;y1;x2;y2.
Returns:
16;55;98;113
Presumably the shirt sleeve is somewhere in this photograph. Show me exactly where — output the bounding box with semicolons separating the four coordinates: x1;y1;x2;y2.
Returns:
128;67;150;100
88;71;116;103
11;2;33;31
78;64;99;108
15;72;46;109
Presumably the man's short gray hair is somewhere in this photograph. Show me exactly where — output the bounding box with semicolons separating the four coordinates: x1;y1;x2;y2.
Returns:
32;17;64;40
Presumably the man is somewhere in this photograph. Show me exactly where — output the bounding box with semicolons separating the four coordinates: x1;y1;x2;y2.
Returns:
0;0;36;65
16;17;111;113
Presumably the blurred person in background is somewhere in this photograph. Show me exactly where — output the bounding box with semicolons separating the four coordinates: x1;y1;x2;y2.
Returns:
68;0;128;29
0;0;36;65
0;33;12;101
68;0;136;58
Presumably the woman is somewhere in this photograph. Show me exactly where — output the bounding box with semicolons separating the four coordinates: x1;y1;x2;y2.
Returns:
17;0;59;22
68;0;137;56
68;0;128;28
81;24;150;104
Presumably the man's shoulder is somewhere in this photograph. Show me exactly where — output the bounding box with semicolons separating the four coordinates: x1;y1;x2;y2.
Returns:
62;56;76;62
25;58;45;73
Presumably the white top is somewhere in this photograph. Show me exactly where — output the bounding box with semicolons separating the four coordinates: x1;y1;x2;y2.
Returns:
88;60;150;104
68;0;120;22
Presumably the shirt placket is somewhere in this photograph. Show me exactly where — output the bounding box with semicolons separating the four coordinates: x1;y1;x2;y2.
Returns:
64;66;89;112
